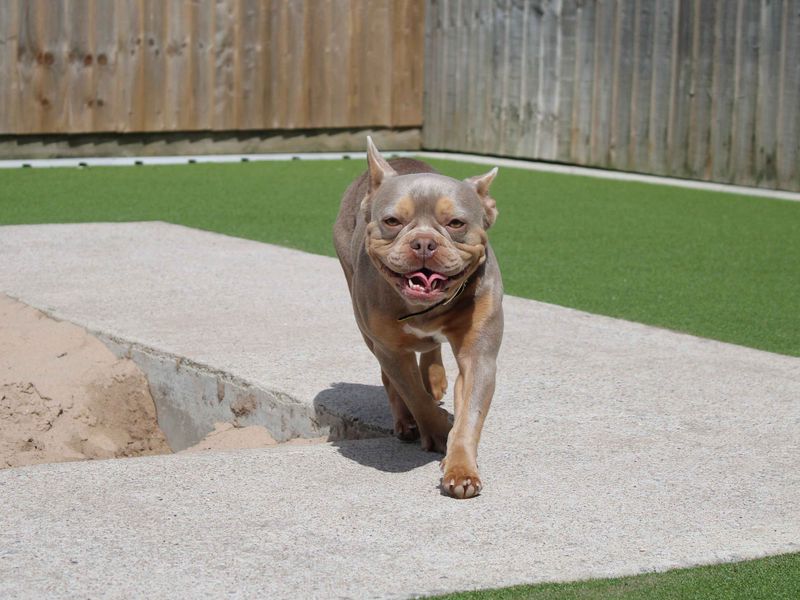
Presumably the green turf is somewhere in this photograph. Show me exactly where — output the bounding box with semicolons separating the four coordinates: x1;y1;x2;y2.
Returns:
1;158;798;358
430;553;800;599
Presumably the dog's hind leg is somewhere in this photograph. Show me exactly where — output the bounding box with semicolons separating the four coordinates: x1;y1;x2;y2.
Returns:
419;347;448;403
381;370;420;442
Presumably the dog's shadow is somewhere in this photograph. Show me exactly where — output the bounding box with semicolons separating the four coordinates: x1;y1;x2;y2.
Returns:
313;382;443;473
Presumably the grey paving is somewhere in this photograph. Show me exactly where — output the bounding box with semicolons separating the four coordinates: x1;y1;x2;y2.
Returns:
1;222;799;599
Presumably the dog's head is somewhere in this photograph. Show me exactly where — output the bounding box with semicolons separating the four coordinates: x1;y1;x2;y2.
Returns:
361;138;499;307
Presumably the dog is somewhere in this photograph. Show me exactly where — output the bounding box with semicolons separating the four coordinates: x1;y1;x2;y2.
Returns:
333;138;503;499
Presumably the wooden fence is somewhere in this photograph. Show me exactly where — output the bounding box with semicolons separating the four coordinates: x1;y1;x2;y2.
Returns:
424;0;800;191
0;0;424;135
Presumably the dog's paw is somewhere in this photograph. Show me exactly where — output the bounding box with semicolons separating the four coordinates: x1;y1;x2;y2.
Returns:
418;408;451;453
420;430;448;454
394;418;420;442
441;462;482;499
427;364;448;402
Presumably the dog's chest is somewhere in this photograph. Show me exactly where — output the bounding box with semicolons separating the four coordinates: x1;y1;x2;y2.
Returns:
402;323;448;344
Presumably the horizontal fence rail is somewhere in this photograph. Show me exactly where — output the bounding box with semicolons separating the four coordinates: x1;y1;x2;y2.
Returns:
424;0;800;191
0;0;424;135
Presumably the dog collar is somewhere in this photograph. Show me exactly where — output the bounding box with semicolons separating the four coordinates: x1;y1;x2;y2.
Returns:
397;279;469;322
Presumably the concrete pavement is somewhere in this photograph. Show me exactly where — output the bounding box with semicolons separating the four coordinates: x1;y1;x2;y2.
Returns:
0;222;798;599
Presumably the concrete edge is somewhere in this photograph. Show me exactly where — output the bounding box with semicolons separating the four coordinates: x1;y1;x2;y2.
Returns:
2;290;389;453
99;333;393;451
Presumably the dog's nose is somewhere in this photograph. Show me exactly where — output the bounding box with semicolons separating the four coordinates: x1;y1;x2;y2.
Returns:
410;236;438;257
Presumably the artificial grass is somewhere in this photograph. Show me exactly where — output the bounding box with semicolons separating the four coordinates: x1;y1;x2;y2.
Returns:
430;553;800;599
1;157;798;358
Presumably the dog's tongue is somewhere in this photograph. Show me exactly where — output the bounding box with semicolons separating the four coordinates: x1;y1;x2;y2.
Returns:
405;270;447;290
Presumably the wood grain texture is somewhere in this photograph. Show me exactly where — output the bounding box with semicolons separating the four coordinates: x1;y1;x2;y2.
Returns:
0;0;424;135
423;0;800;191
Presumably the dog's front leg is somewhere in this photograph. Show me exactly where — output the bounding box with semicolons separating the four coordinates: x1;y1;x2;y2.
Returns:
374;346;451;453
443;307;503;499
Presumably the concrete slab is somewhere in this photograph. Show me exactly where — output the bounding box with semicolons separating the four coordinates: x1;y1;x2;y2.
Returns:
1;222;798;599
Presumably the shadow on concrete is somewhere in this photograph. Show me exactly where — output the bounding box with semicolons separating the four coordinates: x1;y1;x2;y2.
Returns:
313;382;442;473
313;382;394;437
330;438;441;473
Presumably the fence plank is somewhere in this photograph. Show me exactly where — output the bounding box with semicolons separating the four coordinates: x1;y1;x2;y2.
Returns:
686;0;714;179
76;0;98;133
92;0;117;132
0;0;20;133
536;1;560;160
754;0;781;187
646;0;674;174
237;0;264;130
610;0;635;168
776;1;800;188
556;0;577;161
590;0;616;166
709;0;738;183
31;0;64;133
629;0;654;172
729;0;760;186
391;0;424;127
503;0;524;156
570;0;595;164
667;0;693;177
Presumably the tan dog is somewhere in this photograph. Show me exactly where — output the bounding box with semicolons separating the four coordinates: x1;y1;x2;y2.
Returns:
333;139;503;499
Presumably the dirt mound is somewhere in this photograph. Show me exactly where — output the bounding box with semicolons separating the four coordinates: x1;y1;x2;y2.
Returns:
0;294;171;468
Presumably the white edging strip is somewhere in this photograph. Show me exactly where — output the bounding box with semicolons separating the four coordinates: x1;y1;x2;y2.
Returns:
1;150;798;202
0;152;396;169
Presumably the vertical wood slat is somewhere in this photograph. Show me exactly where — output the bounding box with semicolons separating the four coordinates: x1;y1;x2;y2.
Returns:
93;0;117;132
536;1;559;160
0;1;17;132
391;0;424;127
115;0;144;133
516;0;534;158
629;0;654;173
729;0;760;186
610;0;636;169
556;0;577;162
708;0;738;183
667;0;692;176
776;1;800;188
65;0;90;133
570;0;595;165
647;0;674;175
590;0;616;167
754;0;781;186
686;0;714;180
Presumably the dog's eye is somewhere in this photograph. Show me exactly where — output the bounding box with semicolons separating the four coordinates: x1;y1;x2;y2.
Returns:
447;219;465;229
383;217;401;227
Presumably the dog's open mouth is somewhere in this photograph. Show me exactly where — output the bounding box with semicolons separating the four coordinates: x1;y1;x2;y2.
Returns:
405;268;448;292
381;265;465;301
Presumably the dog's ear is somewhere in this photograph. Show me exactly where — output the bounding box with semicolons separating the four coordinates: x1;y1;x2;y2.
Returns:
465;167;499;229
366;136;397;192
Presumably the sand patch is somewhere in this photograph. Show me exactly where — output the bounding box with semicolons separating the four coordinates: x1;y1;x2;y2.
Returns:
180;422;278;453
180;423;328;453
0;294;171;468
